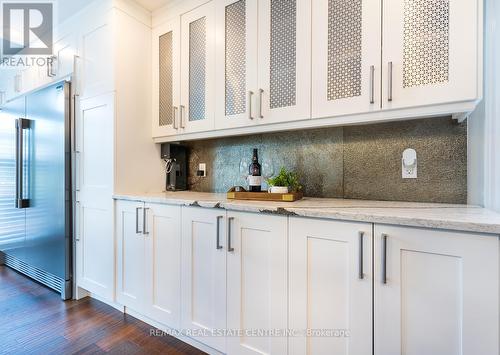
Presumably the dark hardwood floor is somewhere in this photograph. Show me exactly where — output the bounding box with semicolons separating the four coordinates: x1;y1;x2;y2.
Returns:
0;266;206;355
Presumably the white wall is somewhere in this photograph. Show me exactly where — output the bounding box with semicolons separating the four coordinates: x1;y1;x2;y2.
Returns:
483;0;500;211
468;0;500;211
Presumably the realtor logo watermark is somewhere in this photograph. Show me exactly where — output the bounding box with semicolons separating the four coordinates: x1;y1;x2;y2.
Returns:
1;1;54;67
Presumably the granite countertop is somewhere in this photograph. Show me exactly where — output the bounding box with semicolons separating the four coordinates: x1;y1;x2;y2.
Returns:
113;192;500;235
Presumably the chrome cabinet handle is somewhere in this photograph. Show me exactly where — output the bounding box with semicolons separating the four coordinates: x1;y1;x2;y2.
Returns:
388;62;393;102
248;91;254;120
73;55;81;96
135;207;143;234
75;201;81;241
382;234;388;284
258;89;264;119
369;65;375;104
143;208;149;235
180;105;186;128
359;231;364;279
227;217;235;252
75;151;81;192
14;74;21;93
47;56;57;77
173;106;179;129
216;216;224;250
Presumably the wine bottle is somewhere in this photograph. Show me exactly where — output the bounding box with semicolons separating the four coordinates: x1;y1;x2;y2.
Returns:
248;148;262;192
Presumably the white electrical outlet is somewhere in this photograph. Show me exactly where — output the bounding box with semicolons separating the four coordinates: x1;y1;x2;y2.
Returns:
402;148;417;179
198;163;207;177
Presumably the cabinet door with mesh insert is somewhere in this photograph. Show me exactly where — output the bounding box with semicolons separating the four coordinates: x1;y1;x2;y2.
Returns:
215;0;259;130
382;0;480;109
152;18;180;138
180;1;216;134
312;0;382;119
257;0;312;124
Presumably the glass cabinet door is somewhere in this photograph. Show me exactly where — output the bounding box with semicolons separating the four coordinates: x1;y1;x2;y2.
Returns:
215;0;258;130
382;0;479;109
180;1;216;134
153;18;180;138
257;0;311;123
312;0;382;119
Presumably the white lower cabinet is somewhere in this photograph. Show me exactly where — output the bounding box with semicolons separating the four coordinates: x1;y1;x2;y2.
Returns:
113;202;499;355
181;207;227;353
145;203;182;328
289;217;373;355
116;200;181;330
116;200;146;312
226;211;288;355
374;225;499;355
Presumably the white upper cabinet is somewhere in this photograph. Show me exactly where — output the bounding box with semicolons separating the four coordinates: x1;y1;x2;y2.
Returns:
215;0;259;129
374;225;499;355
180;1;216;134
257;0;311;124
215;0;311;129
51;32;79;81
152;18;181;138
312;0;381;119
152;0;482;141
79;14;114;99
382;0;480;110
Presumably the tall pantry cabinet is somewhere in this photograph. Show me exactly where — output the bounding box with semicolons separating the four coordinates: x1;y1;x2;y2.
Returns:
74;0;163;303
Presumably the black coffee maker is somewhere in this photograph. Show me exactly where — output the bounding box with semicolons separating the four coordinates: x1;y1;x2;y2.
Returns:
161;144;188;191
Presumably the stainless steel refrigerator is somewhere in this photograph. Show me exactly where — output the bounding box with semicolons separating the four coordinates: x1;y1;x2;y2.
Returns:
0;81;72;300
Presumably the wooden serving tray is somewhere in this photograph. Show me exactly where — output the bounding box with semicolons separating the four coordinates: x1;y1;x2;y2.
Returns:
227;191;303;202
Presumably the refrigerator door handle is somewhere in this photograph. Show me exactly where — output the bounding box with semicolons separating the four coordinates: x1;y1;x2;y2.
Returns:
15;118;31;209
15;119;20;207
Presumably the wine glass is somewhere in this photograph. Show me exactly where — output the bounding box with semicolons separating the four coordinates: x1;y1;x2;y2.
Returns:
261;159;275;190
261;159;275;180
239;157;251;186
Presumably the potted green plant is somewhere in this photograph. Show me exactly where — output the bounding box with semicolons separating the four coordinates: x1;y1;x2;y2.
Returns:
266;167;303;194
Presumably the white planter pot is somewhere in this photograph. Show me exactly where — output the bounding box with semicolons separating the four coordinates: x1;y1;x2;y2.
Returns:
268;186;289;194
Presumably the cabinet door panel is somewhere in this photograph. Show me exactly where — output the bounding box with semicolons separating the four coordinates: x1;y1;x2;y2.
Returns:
227;212;287;355
312;0;382;119
180;2;216;133
289;217;372;355
382;0;479;109
145;203;181;329
181;207;227;352
258;0;311;123
116;200;146;313
76;94;114;301
215;0;258;129
374;225;499;355
152;18;181;138
53;33;78;80
80;21;113;99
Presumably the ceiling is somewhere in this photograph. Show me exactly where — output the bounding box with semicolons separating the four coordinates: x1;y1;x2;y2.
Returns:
131;0;170;11
57;0;169;22
58;0;91;24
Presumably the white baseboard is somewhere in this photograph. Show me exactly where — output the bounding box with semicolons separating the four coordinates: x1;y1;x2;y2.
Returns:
81;291;125;312
125;307;224;355
82;292;222;354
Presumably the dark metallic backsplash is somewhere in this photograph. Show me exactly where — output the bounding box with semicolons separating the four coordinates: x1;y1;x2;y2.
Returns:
184;116;467;204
